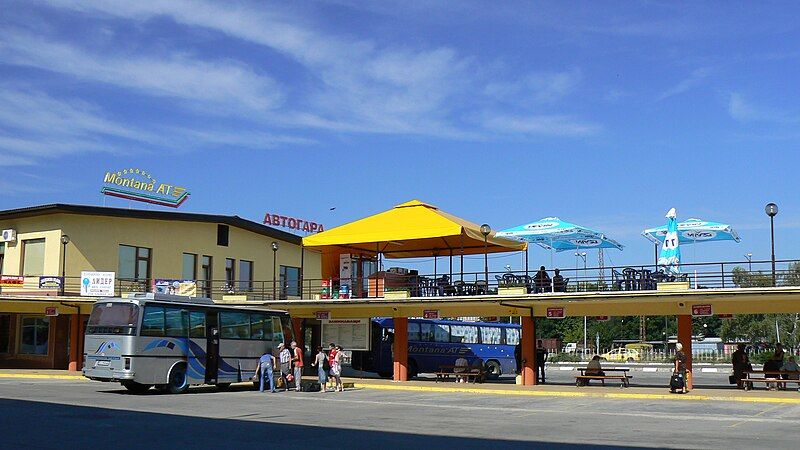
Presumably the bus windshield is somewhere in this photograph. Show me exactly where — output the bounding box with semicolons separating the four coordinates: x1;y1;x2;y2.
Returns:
86;302;139;335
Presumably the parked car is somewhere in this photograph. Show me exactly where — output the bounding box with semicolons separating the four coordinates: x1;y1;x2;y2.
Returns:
563;343;578;354
600;348;640;362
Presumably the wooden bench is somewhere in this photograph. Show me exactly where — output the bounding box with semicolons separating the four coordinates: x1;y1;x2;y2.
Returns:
435;365;485;383
742;370;800;391
576;368;632;387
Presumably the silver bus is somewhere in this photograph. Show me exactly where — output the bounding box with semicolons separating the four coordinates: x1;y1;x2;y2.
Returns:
83;293;292;394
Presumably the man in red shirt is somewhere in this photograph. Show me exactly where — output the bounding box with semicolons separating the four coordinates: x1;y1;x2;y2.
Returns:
291;341;304;392
327;343;338;391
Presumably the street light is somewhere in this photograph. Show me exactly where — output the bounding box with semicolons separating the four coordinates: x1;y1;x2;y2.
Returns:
575;251;588;351
765;203;778;287
480;224;491;291
271;241;279;299
744;253;753;272
60;234;70;296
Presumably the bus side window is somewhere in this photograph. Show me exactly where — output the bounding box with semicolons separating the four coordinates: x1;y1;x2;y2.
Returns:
141;306;165;336
481;326;502;344
505;328;520;346
420;323;434;342
407;323;421;342
165;308;188;337
189;311;206;338
434;324;450;343
220;312;250;339
451;325;478;344
250;314;267;340
271;317;283;343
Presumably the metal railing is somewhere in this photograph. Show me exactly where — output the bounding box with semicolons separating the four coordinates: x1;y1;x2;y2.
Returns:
1;258;798;301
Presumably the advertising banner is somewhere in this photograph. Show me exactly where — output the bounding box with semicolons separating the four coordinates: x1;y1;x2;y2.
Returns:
80;271;115;297
38;276;63;290
153;279;197;297
0;275;24;287
339;254;352;299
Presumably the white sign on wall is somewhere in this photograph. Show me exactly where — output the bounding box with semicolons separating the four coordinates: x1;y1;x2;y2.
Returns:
321;318;370;351
80;271;116;297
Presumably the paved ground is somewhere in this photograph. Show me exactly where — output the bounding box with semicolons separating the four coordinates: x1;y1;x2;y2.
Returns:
1;378;799;449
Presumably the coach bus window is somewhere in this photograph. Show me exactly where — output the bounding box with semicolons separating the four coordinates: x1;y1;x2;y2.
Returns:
141;306;165;336
86;302;139;335
407;323;421;341
220;312;250;339
420;323;434;342
505;328;520;345
271;317;283;343
165;308;187;337
189;311;205;338
434;324;450;343
251;314;267;340
481;326;502;344
451;325;478;344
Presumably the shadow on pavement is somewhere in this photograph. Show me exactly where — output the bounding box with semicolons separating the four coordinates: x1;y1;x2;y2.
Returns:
0;398;654;449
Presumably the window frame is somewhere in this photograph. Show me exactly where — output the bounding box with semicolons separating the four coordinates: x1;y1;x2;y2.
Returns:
182;253;198;280
239;260;253;292
189;310;206;338
434;324;450;343
225;258;235;288
279;265;301;298
407;322;421;342
118;244;152;282
140;305;166;336
22;238;46;277
220;311;250;339
18;315;49;355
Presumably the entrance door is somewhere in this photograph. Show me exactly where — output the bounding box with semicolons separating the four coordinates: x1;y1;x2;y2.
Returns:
205;312;219;384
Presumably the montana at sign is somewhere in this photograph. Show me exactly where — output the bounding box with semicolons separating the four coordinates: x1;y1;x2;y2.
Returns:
102;168;190;208
81;271;115;297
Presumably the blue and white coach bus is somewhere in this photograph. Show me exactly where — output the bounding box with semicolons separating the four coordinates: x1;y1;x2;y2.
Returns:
83;293;292;394
351;318;520;379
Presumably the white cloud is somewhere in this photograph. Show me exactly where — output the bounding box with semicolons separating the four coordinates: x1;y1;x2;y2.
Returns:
482;114;600;137
728;93;799;124
485;69;582;104
658;67;712;100
0;30;284;112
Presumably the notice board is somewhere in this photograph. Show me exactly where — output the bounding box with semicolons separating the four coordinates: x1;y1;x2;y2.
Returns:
321;319;370;351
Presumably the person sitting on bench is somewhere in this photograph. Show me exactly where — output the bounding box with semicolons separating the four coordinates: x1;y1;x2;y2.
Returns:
454;356;469;383
586;355;605;376
552;269;566;292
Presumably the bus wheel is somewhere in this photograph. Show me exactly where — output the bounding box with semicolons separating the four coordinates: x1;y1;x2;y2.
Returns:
484;360;502;379
121;381;153;394
166;364;189;394
216;383;231;391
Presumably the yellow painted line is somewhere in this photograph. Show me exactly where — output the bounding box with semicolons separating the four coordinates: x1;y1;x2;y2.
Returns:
352;382;800;404
0;374;87;381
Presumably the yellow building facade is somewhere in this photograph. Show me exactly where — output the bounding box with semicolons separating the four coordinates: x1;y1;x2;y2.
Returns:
0;204;321;369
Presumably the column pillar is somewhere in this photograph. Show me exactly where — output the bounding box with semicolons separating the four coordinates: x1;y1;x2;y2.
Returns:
393;317;408;382
68;314;80;372
677;314;693;390
521;315;536;386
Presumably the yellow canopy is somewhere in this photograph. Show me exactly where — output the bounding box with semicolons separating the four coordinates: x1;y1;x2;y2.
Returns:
303;200;527;258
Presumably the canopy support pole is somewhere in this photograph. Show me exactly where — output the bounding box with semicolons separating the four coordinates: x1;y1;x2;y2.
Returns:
460;235;464;282
393;316;409;382
375;243;380;298
299;243;304;298
525;247;529;277
522;315;536;386
449;250;453;280
434;253;437;278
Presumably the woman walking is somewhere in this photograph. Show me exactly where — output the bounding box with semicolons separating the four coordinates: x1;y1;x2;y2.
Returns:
311;346;329;392
330;345;344;392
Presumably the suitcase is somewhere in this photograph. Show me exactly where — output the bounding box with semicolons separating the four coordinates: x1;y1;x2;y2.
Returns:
670;373;684;392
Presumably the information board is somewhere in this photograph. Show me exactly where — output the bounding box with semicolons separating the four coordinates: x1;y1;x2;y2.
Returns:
321;318;370;351
81;271;115;297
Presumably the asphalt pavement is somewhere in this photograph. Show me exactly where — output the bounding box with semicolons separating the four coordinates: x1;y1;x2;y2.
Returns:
1;378;799;449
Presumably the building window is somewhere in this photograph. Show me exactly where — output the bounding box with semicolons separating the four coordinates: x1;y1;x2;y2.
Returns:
19;316;49;355
280;266;301;298
182;253;197;280
0;243;5;275
239;260;253;291
118;245;151;283
200;255;213;296
22;238;46;277
225;258;235;290
0;314;10;354
217;224;229;246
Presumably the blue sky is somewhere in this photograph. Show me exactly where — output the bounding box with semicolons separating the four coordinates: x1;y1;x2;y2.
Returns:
1;1;799;275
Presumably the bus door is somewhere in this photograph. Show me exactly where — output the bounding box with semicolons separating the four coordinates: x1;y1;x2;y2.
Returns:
205;312;219;384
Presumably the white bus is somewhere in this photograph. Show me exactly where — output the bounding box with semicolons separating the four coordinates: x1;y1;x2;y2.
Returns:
83;293;292;394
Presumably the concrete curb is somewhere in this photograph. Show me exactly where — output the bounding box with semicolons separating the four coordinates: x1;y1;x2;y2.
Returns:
0;373;87;381
352;382;800;404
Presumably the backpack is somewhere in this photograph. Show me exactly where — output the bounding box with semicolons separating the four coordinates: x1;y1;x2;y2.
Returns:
322;354;331;371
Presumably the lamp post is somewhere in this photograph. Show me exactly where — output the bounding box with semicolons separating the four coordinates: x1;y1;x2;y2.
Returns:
271;241;279;299
765;203;778;287
480;224;491;290
60;234;70;296
575;251;587;353
744;253;753;272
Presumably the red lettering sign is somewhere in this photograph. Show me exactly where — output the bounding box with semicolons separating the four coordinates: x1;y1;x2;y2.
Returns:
423;310;439;319
546;307;565;319
691;304;713;317
263;212;324;233
315;311;330;320
0;275;24;287
45;307;59;317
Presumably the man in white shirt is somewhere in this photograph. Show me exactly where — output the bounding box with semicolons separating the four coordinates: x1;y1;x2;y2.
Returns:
278;343;291;392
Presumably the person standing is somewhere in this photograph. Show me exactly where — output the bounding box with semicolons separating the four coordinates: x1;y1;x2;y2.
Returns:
278;343;291;392
254;349;276;393
327;343;338;391
291;341;304;392
331;345;344;392
731;343;749;389
311;346;329;392
536;340;548;384
672;342;688;394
